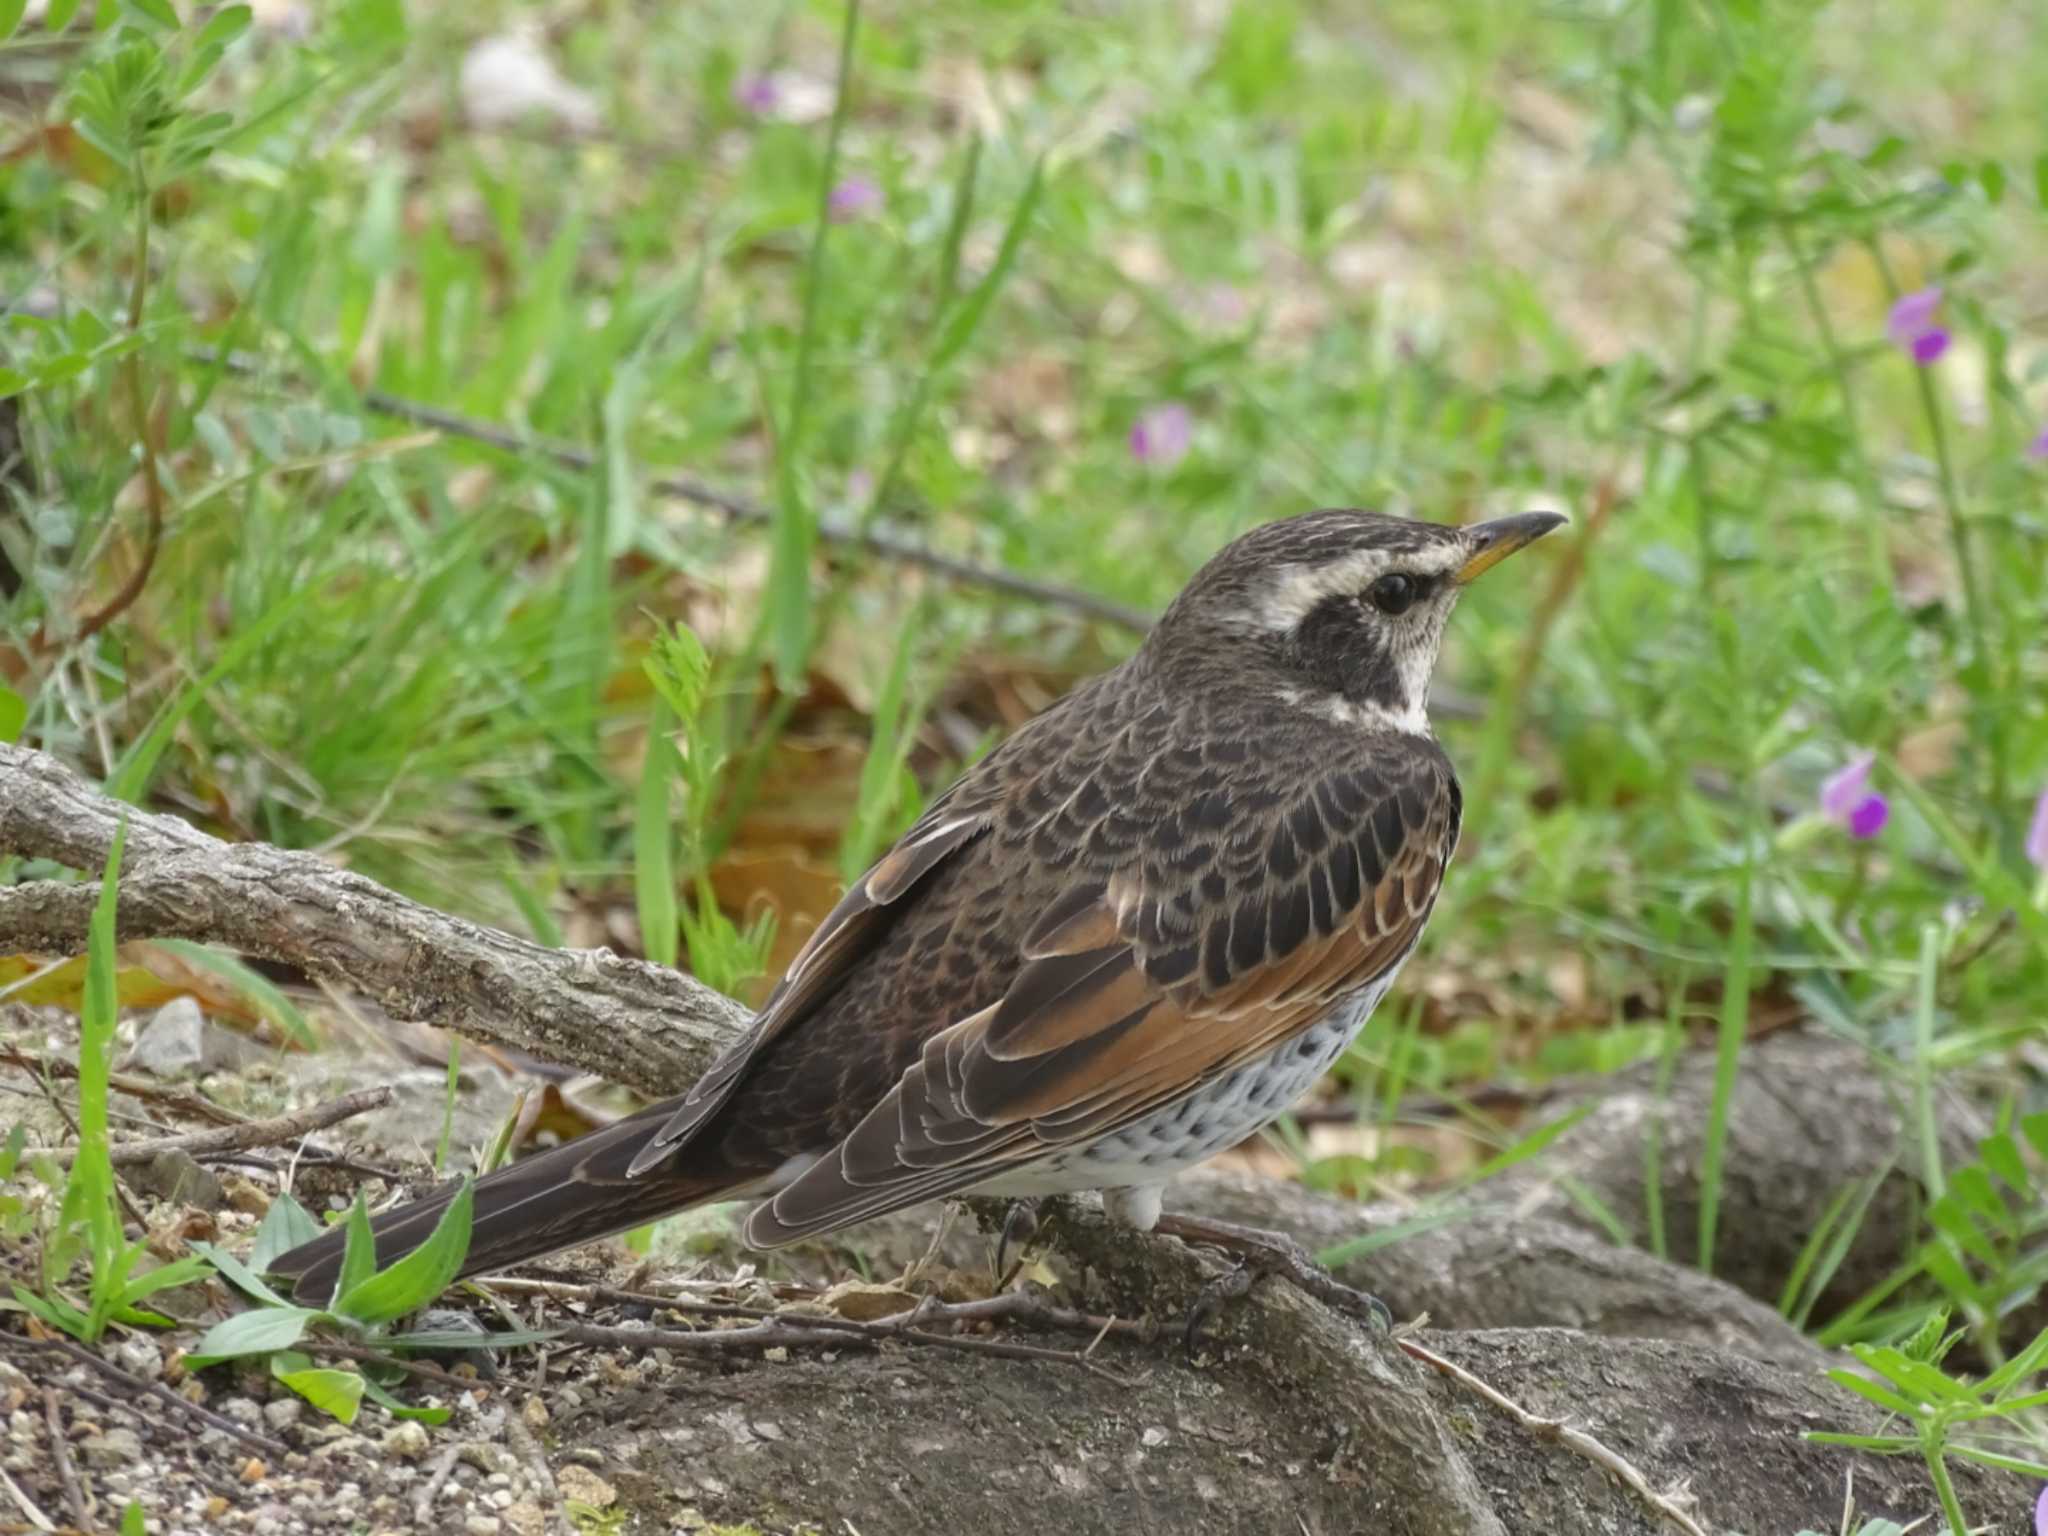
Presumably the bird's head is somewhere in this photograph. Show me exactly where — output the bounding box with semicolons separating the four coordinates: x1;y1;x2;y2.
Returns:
1149;508;1568;732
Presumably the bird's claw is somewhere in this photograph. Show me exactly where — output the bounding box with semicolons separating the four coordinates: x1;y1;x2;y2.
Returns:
993;1198;1043;1287
1160;1212;1393;1359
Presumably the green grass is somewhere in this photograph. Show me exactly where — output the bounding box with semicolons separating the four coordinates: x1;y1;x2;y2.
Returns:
4;0;2048;1499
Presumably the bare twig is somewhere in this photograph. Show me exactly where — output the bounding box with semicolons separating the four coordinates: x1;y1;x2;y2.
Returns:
43;1085;392;1168
482;1276;1152;1382
0;1461;56;1534
41;1388;93;1536
413;1442;463;1526
1396;1334;1708;1536
190;345;1154;633
297;1340;476;1394
0;741;749;1095
0;1333;286;1459
0;1043;250;1127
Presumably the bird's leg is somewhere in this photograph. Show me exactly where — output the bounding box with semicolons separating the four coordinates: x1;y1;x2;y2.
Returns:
992;1198;1044;1288
1155;1211;1392;1355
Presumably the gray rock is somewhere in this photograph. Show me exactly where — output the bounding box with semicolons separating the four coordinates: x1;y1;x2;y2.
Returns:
263;1398;305;1432
125;997;207;1076
127;1148;224;1210
80;1427;143;1468
113;1334;163;1380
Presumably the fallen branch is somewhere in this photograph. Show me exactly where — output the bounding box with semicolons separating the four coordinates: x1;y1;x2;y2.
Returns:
481;1276;1154;1381
196;345;1157;633
42;1085;392;1168
0;1462;55;1534
0;741;748;1095
40;1387;91;1536
1397;1333;1707;1536
0;1332;285;1459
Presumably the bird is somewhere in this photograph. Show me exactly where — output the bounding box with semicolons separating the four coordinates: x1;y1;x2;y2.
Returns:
273;506;1565;1306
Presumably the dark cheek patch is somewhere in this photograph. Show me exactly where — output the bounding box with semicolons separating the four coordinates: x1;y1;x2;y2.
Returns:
1292;595;1406;711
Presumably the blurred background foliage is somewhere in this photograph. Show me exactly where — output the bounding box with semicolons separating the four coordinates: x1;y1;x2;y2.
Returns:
1;0;2045;1361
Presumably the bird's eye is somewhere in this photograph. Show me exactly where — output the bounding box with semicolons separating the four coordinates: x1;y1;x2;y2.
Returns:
1366;573;1417;616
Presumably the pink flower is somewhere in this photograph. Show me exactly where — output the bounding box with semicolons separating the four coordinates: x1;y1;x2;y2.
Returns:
732;74;778;114
2026;788;2048;871
1887;288;1950;366
1129;403;1192;470
1821;750;1889;840
827;176;882;223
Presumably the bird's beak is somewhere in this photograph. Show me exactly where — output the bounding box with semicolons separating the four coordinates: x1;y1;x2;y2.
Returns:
1454;511;1569;585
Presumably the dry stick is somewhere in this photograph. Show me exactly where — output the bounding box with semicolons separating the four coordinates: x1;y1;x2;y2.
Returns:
0;1334;285;1460
297;1340;479;1394
479;1274;1155;1344
194;345;1156;634
413;1442;464;1527
43;1085;392;1167
0;1043;250;1127
1395;1334;1708;1536
0;741;749;1097
0;1461;56;1534
41;1387;92;1536
484;1278;1153;1382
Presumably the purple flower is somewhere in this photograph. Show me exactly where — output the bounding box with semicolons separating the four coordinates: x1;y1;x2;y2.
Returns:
1821;750;1889;840
1910;328;1951;364
732;73;778;114
1887;287;1950;366
2026;426;2048;461
1129;403;1192;470
2026;788;2048;871
827;176;882;223
2036;1483;2048;1536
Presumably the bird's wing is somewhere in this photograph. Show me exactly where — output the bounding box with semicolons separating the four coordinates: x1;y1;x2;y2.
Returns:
747;751;1460;1243
625;790;993;1176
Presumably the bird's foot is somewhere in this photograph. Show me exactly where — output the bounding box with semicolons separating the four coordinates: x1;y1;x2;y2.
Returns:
1155;1211;1392;1358
992;1198;1044;1288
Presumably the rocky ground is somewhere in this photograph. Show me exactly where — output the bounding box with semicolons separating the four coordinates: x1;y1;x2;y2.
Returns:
3;993;2036;1536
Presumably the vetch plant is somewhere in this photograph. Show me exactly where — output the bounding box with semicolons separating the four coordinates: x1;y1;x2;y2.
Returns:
1886;287;1951;365
1821;752;1890;840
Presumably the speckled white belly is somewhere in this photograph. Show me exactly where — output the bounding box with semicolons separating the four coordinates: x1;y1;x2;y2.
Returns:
970;969;1401;1200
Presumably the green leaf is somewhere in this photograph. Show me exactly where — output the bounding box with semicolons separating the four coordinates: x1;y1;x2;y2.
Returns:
248;1192;323;1274
0;367;28;398
0;1125;24;1181
361;1375;451;1425
186;1304;316;1366
121;0;178;27
119;1253;211;1305
634;700;680;970
121;1502;146;1536
1823;1368;1921;1419
191;1240;296;1309
107;589;315;804
333;1180;471;1326
272;1354;364;1424
0;0;26;42
930;157;1043;374
0;686;25;743
334;1192;378;1306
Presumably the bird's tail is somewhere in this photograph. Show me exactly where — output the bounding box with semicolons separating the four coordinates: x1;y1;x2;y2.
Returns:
268;1099;757;1305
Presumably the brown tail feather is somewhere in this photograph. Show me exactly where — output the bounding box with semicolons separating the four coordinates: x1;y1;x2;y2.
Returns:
268;1104;759;1305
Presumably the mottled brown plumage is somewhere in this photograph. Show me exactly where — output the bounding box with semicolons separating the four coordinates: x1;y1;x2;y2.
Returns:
274;507;1563;1302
